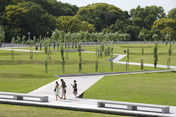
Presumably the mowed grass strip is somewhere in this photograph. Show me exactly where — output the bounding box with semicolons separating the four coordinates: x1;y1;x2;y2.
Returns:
0;104;131;117
83;71;176;106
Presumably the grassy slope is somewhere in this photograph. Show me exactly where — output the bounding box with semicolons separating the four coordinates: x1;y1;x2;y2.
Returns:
0;104;129;117
83;71;176;106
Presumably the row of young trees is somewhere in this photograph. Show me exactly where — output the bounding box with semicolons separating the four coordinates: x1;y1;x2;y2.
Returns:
9;34;173;73
7;29;175;48
44;41;173;74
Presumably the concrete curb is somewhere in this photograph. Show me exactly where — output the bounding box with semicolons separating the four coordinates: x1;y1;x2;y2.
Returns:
55;70;174;77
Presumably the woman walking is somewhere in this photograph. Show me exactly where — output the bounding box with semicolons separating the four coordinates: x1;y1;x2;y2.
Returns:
71;80;78;98
55;81;61;100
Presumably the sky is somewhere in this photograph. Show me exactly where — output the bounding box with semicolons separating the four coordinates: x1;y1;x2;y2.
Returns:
58;0;176;14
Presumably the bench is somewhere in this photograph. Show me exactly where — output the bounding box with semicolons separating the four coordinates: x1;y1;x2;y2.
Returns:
97;101;170;113
0;92;48;102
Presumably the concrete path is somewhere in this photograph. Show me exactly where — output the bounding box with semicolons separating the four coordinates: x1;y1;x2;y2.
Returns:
0;48;43;52
29;75;104;100
112;55;176;70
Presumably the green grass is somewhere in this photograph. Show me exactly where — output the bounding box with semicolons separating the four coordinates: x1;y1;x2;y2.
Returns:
0;45;160;93
83;71;176;106
0;104;130;117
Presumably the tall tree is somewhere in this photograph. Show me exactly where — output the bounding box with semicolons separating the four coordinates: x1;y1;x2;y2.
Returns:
125;25;140;41
26;0;78;17
130;5;166;30
3;1;57;40
152;18;176;40
76;3;129;32
167;8;176;19
0;0;24;13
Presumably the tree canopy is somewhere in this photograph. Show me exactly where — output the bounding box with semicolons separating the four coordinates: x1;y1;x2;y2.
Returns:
25;0;79;17
129;5;166;30
76;3;129;32
167;8;176;19
152;18;176;40
56;16;95;33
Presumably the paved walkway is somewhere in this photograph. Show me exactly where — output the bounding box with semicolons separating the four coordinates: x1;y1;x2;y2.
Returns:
0;47;43;52
29;75;104;100
113;55;176;70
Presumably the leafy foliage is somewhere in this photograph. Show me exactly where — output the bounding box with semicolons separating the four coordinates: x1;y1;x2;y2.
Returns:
167;8;176;19
76;3;129;32
152;18;176;40
130;5;166;30
56;16;95;33
25;0;79;17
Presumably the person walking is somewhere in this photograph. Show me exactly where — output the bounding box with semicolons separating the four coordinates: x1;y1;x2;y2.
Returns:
60;79;67;99
71;80;78;98
55;81;60;100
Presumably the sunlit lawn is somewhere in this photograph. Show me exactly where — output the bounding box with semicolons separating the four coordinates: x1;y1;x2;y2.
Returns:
83;71;176;106
0;104;130;117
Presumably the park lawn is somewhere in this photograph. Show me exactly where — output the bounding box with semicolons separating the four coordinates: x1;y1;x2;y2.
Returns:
0;104;130;117
0;46;158;93
83;71;176;106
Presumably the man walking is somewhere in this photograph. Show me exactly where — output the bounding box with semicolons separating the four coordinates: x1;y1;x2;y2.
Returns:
60;79;67;99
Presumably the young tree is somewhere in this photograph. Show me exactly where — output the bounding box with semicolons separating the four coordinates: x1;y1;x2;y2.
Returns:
95;48;99;72
167;44;172;68
110;47;114;71
45;59;48;74
77;42;82;72
48;39;52;60
16;36;21;45
141;47;144;70
165;34;169;46
100;42;105;58
22;35;25;45
138;32;145;42
39;37;43;51
126;47;130;70
153;42;158;69
11;37;15;59
29;39;33;60
152;34;158;41
44;39;49;73
60;43;65;73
